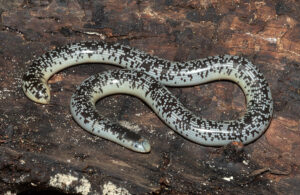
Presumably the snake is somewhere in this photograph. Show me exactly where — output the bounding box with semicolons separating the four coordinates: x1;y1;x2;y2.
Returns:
22;41;273;153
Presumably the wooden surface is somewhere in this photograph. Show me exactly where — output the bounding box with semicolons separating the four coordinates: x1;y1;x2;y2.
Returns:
0;0;299;194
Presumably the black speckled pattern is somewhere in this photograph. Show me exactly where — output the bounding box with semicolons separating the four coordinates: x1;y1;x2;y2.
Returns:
70;68;272;152
22;41;273;152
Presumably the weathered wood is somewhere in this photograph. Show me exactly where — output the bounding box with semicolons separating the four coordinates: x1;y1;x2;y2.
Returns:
0;0;299;194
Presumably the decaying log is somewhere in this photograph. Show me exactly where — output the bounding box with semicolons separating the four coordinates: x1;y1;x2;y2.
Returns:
0;0;299;194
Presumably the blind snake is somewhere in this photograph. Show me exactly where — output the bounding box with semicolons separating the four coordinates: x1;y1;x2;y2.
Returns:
22;41;273;153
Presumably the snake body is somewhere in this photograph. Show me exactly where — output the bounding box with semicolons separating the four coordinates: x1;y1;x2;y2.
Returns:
22;41;273;153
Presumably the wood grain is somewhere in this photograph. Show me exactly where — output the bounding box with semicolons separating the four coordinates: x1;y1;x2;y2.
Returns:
0;0;299;194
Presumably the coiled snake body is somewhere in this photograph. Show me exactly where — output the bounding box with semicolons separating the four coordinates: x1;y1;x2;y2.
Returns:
22;41;273;153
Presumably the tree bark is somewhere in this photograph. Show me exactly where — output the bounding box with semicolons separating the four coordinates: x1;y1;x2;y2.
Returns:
0;0;299;194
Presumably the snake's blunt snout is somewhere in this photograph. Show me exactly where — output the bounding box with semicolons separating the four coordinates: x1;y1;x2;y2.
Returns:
132;138;151;153
22;78;51;104
34;83;50;104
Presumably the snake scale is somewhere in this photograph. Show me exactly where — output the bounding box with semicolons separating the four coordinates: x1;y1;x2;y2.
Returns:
22;41;273;153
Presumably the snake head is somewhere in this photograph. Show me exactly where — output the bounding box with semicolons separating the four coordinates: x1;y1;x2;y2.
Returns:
132;138;151;153
22;73;51;104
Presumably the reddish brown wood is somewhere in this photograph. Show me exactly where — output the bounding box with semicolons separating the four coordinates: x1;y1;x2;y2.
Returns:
0;0;299;194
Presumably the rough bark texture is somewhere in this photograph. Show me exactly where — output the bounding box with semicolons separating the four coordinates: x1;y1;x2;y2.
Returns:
0;0;299;194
